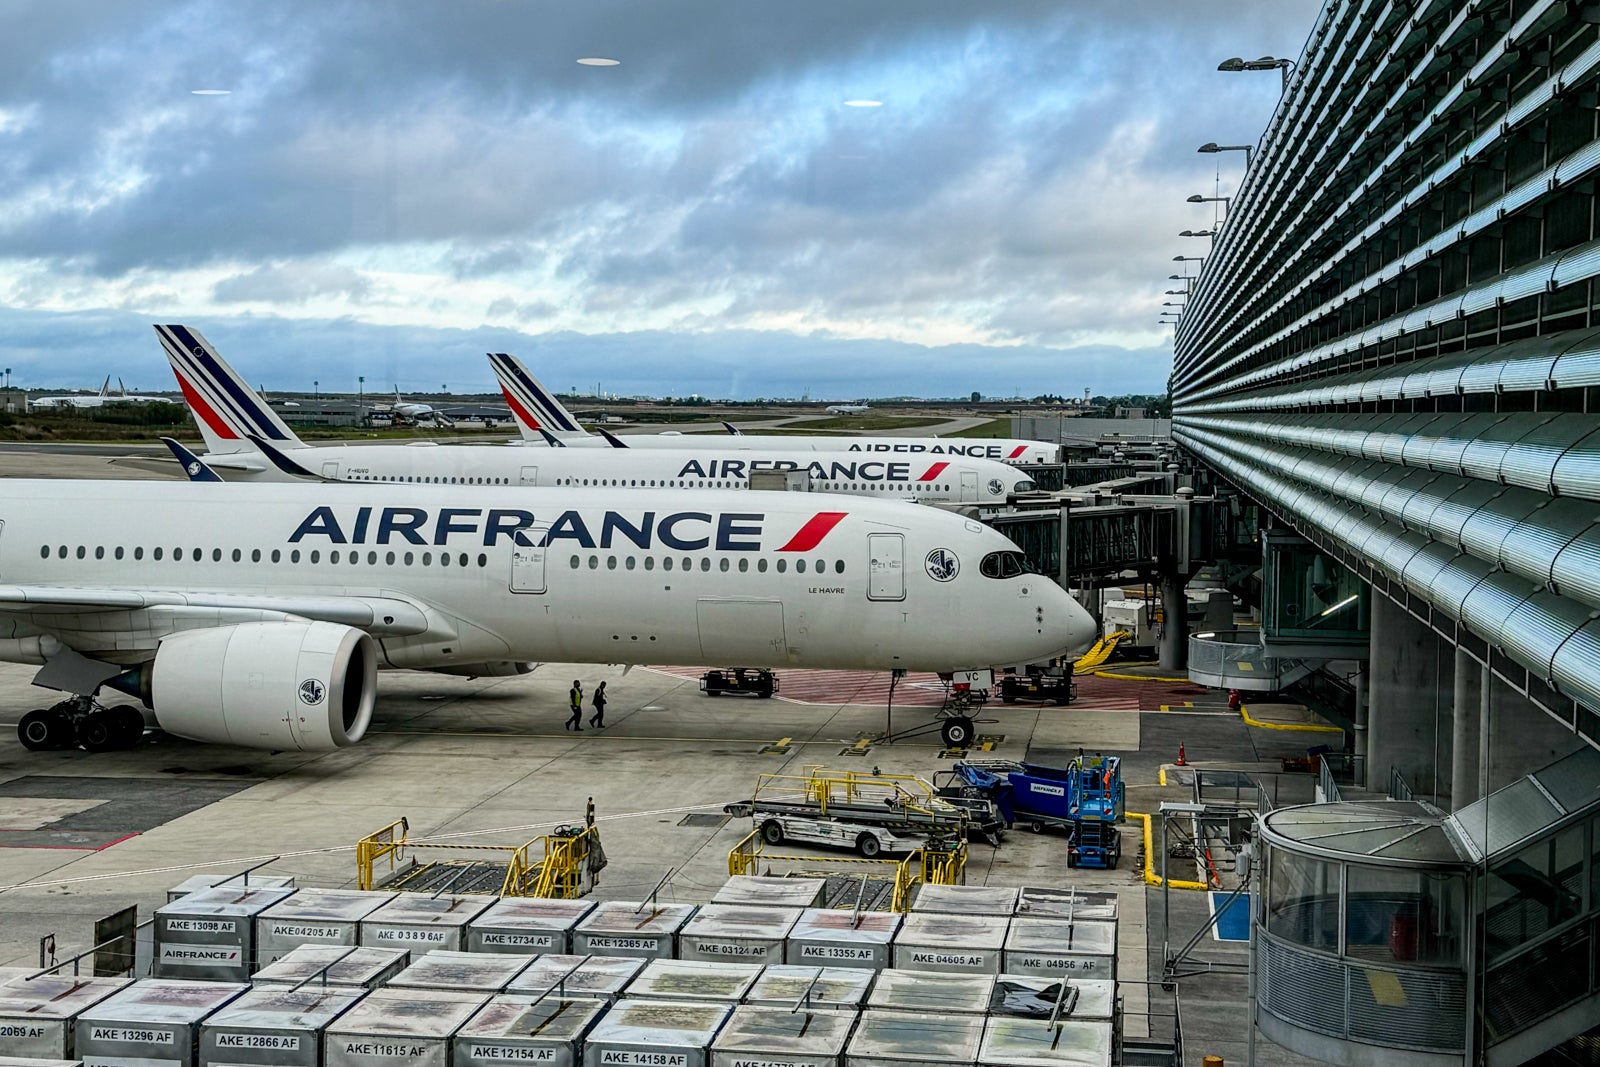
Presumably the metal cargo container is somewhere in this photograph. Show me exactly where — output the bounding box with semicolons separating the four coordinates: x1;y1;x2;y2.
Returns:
0;974;131;1059
75;979;247;1067
785;910;901;969
999;920;1115;981
624;959;761;1003
891;915;1008;975
256;888;391;965
322;987;488;1067
745;966;874;1010
388;951;537;994
864;971;994;1015
0;1058;80;1066
976;1017;1112;1067
990;977;1114;1021
249;945;409;990
1012;889;1117;923
710;1005;855;1067
154;885;296;981
466;897;595;955
845;1009;982;1067
711;876;827;909
505;955;646;1003
582;999;732;1067
908;885;1018;917
197;985;365;1066
678;905;801;964
359;893;496;955
571;901;695;961
452;995;606;1067
165;874;294;904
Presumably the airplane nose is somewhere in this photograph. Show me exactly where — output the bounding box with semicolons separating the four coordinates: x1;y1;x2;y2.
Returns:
1036;580;1097;659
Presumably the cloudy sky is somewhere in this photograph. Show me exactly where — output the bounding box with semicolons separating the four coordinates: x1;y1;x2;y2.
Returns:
0;1;1320;399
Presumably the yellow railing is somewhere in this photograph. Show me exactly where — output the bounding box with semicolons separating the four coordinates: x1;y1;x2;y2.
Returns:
356;818;409;891
532;825;603;898
750;768;959;825
727;830;966;912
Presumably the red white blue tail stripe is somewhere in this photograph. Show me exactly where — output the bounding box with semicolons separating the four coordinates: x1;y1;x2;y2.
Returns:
155;325;306;454
487;352;585;435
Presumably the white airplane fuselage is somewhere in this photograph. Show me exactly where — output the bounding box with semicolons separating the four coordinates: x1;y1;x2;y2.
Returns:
226;442;1036;505
0;481;1092;674
529;432;1059;465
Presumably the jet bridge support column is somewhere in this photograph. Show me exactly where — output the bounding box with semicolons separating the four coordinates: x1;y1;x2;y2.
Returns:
1158;568;1187;673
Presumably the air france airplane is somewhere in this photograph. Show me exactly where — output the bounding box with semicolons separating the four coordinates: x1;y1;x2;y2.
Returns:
157;327;1037;505
490;353;1062;465
5;480;1095;755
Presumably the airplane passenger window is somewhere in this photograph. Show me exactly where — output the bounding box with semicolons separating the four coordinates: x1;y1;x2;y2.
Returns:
644;557;655;571
173;548;184;561
37;546;46;559
459;553;469;567
835;560;845;574
571;555;580;568
115;547;125;561
796;560;807;573
405;552;415;565
331;551;341;564
231;549;241;562
814;558;823;572
607;556;617;570
270;549;279;563
683;557;692;570
777;559;787;573
290;550;301;563
154;547;164;561
700;558;711;571
310;551;321;564
477;553;487;567
719;559;730;572
589;556;599;569
663;558;674;571
75;546;85;559
135;547;144;560
94;546;104;560
738;559;748;572
252;550;261;562
626;557;636;570
422;552;432;565
56;545;66;559
757;559;768;573
370;552;380;565
441;553;451;567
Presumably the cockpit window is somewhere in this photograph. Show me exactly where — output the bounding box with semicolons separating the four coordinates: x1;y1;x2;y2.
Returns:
1013;480;1036;493
980;550;1030;579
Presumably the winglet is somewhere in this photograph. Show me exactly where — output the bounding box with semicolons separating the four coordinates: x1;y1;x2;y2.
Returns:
161;437;223;482
537;427;566;448
246;434;331;481
596;427;629;449
722;421;745;436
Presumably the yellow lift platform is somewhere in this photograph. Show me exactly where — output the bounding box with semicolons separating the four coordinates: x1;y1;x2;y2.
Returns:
358;802;607;898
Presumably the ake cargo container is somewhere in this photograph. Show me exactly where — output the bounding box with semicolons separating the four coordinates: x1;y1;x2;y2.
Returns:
504;955;646;1004
359;894;496;955
710;876;827;909
908;885;1018;917
249;945;409;990
745;966;873;1010
255;888;391;965
891;914;1008;975
709;1005;856;1067
466;897;594;954
153;885;296;981
624;959;761;1004
0;974;131;1059
785;910;900;970
451;995;606;1067
976;1017;1112;1067
678;905;800;964
197;985;365;1066
322;987;488;1067
581;999;732;1067
864;971;994;1015
845;1009;982;1067
572;901;695;961
999;920;1116;981
388;951;537;994
75;979;247;1067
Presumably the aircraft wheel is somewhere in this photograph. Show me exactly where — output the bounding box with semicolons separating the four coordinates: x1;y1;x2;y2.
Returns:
18;710;63;751
77;710;120;753
109;705;145;748
941;716;975;749
856;832;882;858
761;820;784;845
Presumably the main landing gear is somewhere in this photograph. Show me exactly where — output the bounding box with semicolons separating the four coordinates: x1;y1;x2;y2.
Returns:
18;696;145;753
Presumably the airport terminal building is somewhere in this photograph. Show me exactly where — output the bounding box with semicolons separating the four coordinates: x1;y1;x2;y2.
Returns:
1173;2;1600;1062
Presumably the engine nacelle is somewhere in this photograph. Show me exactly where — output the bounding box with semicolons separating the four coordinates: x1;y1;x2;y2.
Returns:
425;661;535;678
148;621;376;750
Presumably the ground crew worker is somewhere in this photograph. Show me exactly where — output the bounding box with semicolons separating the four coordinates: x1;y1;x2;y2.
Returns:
589;680;608;728
566;680;583;731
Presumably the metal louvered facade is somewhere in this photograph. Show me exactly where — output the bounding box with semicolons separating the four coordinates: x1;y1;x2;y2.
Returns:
1172;0;1600;748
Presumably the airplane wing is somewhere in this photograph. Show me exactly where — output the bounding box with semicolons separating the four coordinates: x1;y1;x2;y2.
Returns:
0;586;433;636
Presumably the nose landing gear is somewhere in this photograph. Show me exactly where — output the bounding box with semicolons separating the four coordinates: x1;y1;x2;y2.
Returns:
17;696;145;752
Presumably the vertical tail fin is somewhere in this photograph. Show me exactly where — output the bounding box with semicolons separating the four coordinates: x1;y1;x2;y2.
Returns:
486;352;589;441
154;325;309;455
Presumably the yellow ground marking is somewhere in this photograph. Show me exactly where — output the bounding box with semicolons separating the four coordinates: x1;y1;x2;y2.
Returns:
1126;812;1209;891
1239;704;1345;734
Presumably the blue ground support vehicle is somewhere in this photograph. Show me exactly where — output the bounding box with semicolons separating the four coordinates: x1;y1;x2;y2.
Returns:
957;756;1124;869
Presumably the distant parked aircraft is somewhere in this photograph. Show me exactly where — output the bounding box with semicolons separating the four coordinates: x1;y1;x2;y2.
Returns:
825;404;870;415
30;377;170;411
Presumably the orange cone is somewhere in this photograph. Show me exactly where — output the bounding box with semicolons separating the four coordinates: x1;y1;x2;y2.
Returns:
1176;742;1188;767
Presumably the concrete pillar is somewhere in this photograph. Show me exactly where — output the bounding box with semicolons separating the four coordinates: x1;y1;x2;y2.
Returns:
1351;666;1369;788
1365;594;1449;797
1159;569;1187;672
1450;650;1484;811
1483;673;1581;789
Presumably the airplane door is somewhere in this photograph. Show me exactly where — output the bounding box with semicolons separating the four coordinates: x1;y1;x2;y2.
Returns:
509;525;549;594
322;461;341;479
697;599;786;662
959;470;979;501
519;466;539;485
867;533;905;601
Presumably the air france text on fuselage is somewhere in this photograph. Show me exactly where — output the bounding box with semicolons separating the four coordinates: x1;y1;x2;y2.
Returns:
287;506;847;552
847;442;1027;458
676;458;946;482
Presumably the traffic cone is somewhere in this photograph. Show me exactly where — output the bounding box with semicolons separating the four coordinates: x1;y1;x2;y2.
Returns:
1176;742;1188;767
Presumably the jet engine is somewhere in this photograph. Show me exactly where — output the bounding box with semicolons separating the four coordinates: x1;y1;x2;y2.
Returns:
139;621;376;750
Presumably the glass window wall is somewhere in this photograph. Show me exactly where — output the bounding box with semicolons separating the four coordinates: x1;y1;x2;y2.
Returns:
1344;865;1465;966
1266;849;1340;952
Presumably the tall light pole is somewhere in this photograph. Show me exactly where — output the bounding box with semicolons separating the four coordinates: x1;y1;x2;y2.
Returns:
1169;273;1195;292
1199;141;1252;167
1218;55;1296;91
313;380;319;400
358;376;365;414
1187;193;1231;215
